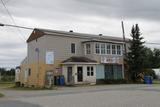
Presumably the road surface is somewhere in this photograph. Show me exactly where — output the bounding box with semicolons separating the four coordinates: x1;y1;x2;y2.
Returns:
0;84;160;107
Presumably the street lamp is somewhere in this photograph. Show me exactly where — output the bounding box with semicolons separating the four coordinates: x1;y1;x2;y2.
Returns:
0;23;34;30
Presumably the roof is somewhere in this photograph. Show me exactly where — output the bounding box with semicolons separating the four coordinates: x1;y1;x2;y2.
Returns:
27;28;129;43
62;56;97;63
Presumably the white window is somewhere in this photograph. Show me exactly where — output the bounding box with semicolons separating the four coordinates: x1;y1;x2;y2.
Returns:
106;44;111;54
95;43;100;54
91;66;94;76
86;44;91;54
87;66;94;76
112;45;116;55
117;45;122;55
101;43;106;54
87;66;90;76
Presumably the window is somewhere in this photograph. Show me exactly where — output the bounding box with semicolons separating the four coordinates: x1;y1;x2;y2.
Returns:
71;43;75;54
91;66;94;76
28;68;31;76
95;43;100;54
101;43;106;54
86;44;91;54
105;65;123;79
87;66;90;76
87;71;90;76
117;45;122;55
106;44;111;54
87;66;94;76
112;45;116;54
91;71;94;76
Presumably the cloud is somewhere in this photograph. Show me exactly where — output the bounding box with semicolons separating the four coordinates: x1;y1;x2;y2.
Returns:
0;0;160;67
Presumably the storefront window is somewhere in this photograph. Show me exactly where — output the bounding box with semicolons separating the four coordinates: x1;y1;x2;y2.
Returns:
105;65;122;79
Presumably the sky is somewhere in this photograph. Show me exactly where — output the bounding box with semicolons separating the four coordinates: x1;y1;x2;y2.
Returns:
0;0;160;68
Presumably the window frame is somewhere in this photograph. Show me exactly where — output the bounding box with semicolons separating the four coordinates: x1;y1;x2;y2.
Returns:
112;44;116;55
95;43;100;54
106;44;111;54
85;43;91;54
71;43;76;54
87;66;94;76
101;43;106;54
117;45;122;55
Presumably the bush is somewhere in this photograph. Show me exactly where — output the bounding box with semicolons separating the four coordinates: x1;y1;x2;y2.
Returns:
97;79;128;84
143;69;158;79
1;76;15;82
0;93;4;97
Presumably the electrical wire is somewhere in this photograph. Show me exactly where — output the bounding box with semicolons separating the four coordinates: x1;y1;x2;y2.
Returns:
0;0;26;42
145;42;160;45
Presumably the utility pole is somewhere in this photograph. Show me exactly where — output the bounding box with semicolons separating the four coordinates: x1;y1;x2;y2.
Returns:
121;21;127;55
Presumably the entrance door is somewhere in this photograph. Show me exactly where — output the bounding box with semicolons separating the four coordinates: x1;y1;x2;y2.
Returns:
77;67;83;82
67;67;72;83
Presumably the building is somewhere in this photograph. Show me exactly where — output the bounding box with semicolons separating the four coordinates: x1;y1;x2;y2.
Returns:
19;28;129;87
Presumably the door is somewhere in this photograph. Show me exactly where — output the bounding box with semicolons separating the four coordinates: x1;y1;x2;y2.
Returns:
77;67;83;82
45;71;54;88
67;67;72;83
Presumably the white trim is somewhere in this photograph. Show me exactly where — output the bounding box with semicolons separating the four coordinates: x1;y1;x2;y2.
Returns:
94;42;123;56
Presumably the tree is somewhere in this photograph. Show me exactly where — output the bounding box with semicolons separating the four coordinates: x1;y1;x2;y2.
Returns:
143;47;153;68
152;48;160;68
127;24;145;81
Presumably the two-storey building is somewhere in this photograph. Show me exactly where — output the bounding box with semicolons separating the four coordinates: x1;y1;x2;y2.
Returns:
20;28;129;87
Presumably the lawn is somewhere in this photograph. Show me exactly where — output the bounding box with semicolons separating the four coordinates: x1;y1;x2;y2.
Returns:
152;79;160;84
0;81;15;88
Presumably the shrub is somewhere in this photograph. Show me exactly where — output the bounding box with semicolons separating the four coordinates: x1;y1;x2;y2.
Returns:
97;79;127;84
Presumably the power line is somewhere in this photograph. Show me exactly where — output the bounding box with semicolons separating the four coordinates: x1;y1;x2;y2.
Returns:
145;42;160;45
0;0;26;42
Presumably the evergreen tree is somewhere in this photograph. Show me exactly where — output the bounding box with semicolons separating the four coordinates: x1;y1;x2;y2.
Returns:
127;24;145;81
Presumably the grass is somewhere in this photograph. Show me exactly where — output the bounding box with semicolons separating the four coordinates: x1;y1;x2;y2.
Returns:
152;79;160;84
0;81;57;90
0;81;15;88
0;93;4;98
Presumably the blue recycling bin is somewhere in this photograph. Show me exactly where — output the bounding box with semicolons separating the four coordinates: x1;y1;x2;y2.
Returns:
144;76;152;84
59;76;65;86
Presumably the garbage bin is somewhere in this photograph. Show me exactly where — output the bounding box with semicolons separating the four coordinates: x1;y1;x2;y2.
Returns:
144;76;152;84
54;76;60;85
59;75;65;86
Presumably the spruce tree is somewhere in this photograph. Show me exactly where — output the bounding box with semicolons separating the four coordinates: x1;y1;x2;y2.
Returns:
127;24;145;81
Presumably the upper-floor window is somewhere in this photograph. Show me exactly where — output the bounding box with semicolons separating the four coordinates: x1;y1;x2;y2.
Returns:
95;43;100;54
94;43;122;55
117;45;122;55
112;45;116;55
106;44;111;54
101;43;106;54
71;43;76;54
86;44;91;54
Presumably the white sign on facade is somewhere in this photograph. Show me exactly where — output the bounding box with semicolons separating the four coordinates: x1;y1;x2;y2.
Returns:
46;51;54;64
101;56;120;64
